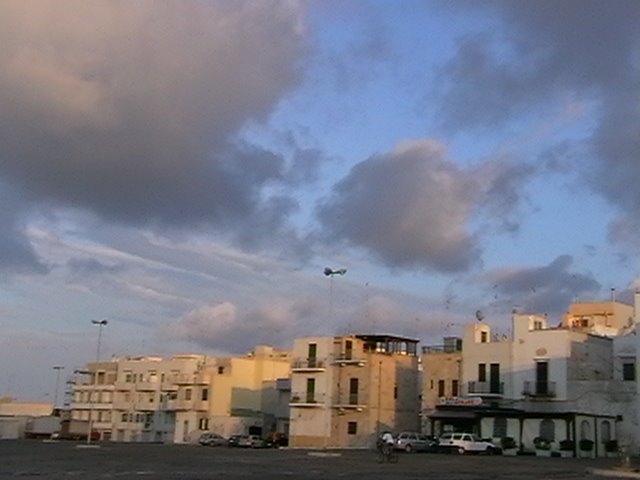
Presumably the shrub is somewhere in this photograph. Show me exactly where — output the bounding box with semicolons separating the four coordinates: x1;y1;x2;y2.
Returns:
604;440;618;453
579;439;594;452
501;436;517;450
559;439;575;451
534;437;551;450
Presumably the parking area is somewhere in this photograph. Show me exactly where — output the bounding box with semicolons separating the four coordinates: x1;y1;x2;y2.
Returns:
0;440;632;480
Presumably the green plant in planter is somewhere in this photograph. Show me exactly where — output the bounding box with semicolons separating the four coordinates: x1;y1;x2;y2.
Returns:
604;440;618;453
534;437;551;450
559;439;575;451
501;436;517;450
579;439;594;452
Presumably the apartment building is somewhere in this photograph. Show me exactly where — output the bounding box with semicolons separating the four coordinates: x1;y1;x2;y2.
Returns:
424;312;635;456
289;334;420;448
69;346;290;443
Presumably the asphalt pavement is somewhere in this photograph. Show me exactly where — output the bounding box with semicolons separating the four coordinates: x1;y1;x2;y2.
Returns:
0;440;634;480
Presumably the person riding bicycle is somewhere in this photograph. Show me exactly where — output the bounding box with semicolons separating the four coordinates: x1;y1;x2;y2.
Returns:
379;431;395;457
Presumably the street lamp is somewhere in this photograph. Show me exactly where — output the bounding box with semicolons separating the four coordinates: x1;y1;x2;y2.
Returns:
322;268;347;449
91;319;108;362
52;366;64;410
87;319;108;445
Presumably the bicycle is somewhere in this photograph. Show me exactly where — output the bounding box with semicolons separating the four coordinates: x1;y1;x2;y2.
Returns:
376;442;399;463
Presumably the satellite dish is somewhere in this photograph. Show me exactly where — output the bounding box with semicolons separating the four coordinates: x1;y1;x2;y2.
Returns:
475;310;484;322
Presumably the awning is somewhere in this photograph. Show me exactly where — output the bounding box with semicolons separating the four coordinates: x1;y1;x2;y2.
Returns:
429;410;477;420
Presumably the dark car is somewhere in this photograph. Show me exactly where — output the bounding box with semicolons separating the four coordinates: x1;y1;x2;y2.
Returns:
266;432;289;448
227;434;244;447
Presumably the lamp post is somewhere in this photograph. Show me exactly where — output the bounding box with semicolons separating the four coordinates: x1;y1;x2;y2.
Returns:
322;268;346;449
87;319;108;445
91;319;108;362
323;267;347;319
52;366;64;411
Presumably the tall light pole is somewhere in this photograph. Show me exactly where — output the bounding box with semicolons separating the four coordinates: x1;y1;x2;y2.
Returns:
324;267;347;319
92;319;108;362
87;319;108;445
322;268;346;449
52;366;64;411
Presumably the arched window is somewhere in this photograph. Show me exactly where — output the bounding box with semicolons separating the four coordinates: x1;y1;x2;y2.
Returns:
540;419;555;441
601;421;611;444
580;420;591;440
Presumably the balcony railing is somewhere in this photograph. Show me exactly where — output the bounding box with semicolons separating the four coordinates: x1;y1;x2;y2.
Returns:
331;354;366;366
289;392;325;406
467;381;504;395
291;358;326;371
332;393;367;409
522;381;556;398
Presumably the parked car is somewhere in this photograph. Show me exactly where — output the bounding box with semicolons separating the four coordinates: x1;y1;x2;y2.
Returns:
438;433;499;454
394;432;438;453
228;434;245;447
235;434;267;448
198;432;227;447
265;432;289;448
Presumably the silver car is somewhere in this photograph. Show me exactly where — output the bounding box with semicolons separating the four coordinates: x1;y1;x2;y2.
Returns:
394;432;435;453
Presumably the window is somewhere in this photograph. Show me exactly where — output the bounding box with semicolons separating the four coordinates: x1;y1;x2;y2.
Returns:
580;420;591;440
125;372;132;383
306;378;316;403
347;422;357;435
185;388;192;401
478;363;486;382
437;379;445;397
201;388;209;401
623;363;635;381
394;385;398;399
451;380;459;397
198;418;209;431
493;417;507;438
308;343;317;367
539;419;555;441
349;378;359;404
218;366;225;374
601;421;611;444
345;340;353;360
121;413;128;422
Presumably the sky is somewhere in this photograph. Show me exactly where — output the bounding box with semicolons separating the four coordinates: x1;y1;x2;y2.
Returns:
1;0;639;402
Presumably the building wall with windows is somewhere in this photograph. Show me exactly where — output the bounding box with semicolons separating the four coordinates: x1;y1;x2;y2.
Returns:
289;334;420;448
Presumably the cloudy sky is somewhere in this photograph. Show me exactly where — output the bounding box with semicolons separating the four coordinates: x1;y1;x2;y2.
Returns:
1;0;639;401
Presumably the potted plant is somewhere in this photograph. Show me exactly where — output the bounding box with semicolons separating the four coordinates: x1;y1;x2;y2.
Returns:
604;440;618;458
501;436;518;456
579;439;594;458
534;437;552;457
559;439;575;458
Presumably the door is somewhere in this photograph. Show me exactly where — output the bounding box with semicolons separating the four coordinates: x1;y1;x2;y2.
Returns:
489;363;500;394
535;361;548;395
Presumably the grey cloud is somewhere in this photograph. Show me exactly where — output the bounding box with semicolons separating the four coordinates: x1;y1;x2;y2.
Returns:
485;255;600;317
163;298;323;353
0;1;307;242
316;140;532;272
439;1;640;248
0;185;48;275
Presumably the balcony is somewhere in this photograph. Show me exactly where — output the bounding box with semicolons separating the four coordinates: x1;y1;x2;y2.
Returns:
291;358;326;372
332;393;367;410
164;399;194;411
467;381;504;396
331;354;366;367
289;392;325;407
522;381;556;398
135;381;160;392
